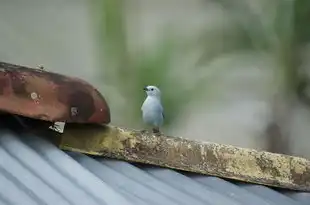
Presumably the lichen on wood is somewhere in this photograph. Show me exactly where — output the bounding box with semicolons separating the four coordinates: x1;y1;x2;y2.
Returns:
56;124;310;191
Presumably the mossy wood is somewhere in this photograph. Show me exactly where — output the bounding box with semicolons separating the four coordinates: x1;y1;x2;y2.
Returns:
57;124;310;192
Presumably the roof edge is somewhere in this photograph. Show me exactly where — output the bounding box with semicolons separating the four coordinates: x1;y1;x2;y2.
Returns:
57;124;310;191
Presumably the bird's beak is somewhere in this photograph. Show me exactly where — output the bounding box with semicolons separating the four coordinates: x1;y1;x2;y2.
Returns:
143;87;148;91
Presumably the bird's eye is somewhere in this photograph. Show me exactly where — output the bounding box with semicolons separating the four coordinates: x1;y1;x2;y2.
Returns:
151;88;154;91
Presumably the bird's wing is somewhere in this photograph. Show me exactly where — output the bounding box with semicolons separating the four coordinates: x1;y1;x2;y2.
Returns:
159;104;164;119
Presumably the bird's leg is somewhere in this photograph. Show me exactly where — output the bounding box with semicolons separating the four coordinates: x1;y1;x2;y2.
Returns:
141;129;148;134
152;127;161;135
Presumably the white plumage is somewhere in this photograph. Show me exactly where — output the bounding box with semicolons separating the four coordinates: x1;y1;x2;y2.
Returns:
141;85;164;133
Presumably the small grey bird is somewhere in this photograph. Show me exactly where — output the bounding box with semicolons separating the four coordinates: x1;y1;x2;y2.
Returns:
141;85;164;133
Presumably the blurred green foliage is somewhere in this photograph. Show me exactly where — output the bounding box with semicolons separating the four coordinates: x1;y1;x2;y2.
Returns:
295;0;310;44
91;0;219;129
91;0;310;137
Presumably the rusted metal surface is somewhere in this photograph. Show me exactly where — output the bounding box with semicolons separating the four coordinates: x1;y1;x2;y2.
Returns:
57;124;310;192
0;61;110;124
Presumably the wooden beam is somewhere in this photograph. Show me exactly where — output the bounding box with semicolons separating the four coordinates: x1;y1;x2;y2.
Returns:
56;124;310;192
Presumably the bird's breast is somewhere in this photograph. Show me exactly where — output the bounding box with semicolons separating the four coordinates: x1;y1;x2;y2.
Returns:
142;110;163;126
141;97;161;110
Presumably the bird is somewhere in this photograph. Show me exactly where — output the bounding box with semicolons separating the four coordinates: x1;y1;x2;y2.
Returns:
141;85;164;134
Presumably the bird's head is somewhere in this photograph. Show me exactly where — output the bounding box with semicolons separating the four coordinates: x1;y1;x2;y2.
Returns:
143;85;161;97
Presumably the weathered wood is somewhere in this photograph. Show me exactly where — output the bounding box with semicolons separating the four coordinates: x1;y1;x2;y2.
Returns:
57;124;310;191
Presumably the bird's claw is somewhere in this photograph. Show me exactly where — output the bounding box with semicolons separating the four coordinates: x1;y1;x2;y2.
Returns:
141;129;148;134
152;128;162;136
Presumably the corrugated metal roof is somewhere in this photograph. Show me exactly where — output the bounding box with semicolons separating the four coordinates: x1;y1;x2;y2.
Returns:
0;130;309;205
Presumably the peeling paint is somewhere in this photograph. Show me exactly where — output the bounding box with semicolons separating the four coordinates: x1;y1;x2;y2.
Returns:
0;61;110;124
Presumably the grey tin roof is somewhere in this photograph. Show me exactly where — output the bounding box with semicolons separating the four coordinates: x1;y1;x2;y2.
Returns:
0;130;309;205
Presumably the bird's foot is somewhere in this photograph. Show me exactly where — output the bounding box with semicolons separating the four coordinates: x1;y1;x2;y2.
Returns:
141;129;148;134
152;127;162;136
